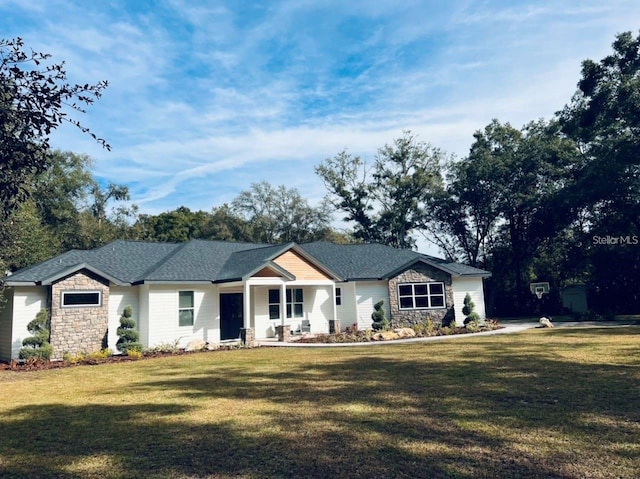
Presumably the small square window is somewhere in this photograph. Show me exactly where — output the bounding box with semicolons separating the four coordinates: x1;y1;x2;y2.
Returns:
415;297;429;308
431;296;445;307
399;285;413;296
414;284;428;295
400;297;414;309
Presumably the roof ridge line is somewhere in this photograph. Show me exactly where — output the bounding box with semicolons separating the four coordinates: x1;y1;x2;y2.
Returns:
136;241;188;281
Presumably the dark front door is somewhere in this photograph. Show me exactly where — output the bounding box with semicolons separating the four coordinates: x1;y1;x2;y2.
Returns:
220;293;244;340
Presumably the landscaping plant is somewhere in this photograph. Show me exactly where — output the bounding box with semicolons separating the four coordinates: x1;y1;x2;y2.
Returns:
462;293;480;326
18;308;53;360
116;305;142;354
371;299;390;331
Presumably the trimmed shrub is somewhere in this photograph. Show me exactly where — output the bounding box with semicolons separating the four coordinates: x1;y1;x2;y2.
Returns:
116;305;142;353
371;300;390;331
19;309;53;360
462;294;480;326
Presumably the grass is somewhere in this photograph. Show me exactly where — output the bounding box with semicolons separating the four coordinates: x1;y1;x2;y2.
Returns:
0;327;639;478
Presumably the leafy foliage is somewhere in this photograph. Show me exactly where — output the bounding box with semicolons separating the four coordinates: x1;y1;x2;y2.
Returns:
232;181;334;244
558;31;640;314
0;37;108;219
317;131;445;248
116;306;142;354
19;309;53;360
371;300;390;331
462;293;481;326
0;151;133;272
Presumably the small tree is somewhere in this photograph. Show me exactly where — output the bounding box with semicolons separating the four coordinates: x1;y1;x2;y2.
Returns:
371;300;390;331
462;293;480;325
116;305;142;353
19;308;53;360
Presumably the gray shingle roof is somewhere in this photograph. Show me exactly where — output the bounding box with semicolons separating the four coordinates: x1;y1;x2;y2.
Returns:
300;242;490;279
3;239;489;286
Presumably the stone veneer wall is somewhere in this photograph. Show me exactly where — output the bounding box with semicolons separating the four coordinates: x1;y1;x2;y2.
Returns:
50;270;110;360
388;263;454;328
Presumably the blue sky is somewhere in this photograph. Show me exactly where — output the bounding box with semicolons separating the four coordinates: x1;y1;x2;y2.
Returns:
2;0;640;251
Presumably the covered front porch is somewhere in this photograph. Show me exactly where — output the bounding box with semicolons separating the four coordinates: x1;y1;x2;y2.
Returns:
218;278;338;342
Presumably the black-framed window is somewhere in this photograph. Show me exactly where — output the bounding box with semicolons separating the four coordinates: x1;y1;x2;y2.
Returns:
268;289;280;319
335;287;342;306
61;291;101;307
398;282;445;309
179;291;194;326
269;288;304;319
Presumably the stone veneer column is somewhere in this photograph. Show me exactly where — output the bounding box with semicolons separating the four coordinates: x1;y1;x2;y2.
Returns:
275;325;290;342
387;264;454;329
50;270;110;360
240;327;255;347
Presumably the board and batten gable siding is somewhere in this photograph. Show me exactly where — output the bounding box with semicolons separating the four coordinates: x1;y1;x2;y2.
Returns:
146;284;218;348
452;277;487;326
2;286;48;361
108;286;139;352
354;281;390;330
273;250;331;280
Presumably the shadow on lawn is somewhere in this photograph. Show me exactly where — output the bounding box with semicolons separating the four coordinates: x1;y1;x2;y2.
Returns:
1;329;638;478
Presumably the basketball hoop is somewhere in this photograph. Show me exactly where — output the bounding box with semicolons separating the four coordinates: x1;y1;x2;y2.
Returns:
530;282;550;300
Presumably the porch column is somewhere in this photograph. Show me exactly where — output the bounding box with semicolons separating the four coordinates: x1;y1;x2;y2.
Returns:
280;282;286;326
243;282;251;329
332;283;338;322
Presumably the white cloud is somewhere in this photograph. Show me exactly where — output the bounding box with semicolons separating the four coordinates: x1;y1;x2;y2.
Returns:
4;0;640;254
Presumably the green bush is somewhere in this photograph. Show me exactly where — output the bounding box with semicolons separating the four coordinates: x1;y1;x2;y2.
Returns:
19;309;53;361
463;294;480;326
371;300;390;331
413;318;435;337
20;342;53;360
116;305;142;353
462;293;475;316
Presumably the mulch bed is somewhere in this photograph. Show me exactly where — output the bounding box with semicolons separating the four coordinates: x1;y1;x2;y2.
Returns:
295;324;504;343
0;345;245;372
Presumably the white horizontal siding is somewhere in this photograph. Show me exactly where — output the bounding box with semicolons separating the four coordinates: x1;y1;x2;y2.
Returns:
0;288;15;362
308;285;332;333
7;287;48;360
108;286;139;352
452;277;487;325
336;282;357;331
355;281;390;330
146;284;218;348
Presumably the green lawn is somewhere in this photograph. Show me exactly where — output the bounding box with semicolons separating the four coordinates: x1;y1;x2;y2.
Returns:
1;327;639;478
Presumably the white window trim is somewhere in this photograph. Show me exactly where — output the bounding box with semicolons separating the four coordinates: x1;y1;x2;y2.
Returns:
61;290;102;308
178;290;195;327
269;288;304;319
397;282;446;310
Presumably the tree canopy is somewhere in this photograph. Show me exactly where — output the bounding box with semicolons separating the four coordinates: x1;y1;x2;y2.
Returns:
0;37;109;219
316;131;445;249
